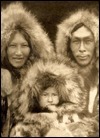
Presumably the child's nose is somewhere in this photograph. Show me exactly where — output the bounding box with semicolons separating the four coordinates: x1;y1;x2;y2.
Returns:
48;96;53;102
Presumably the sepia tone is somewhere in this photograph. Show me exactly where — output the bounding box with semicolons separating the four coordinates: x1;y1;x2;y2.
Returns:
1;1;99;137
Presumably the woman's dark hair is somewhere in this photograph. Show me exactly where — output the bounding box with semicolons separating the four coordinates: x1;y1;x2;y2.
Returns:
2;27;40;81
8;27;33;59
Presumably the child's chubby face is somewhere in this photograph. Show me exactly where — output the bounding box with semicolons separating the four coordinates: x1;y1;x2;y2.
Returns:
39;87;59;110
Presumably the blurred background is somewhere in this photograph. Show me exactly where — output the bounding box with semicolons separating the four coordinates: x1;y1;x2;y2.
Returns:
1;1;99;44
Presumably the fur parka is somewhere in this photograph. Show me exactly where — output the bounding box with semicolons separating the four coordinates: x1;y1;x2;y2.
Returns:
55;9;99;82
55;9;99;137
55;8;99;107
55;9;99;64
1;2;55;68
1;69;13;97
9;59;89;136
1;2;55;136
17;59;88;115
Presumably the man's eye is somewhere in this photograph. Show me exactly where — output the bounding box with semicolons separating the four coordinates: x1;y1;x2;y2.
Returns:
72;40;79;43
85;39;93;43
71;38;80;43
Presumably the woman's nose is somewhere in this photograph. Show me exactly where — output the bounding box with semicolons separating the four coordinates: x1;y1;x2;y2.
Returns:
15;45;22;55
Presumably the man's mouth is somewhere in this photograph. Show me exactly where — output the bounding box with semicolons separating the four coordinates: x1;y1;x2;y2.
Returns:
77;55;88;60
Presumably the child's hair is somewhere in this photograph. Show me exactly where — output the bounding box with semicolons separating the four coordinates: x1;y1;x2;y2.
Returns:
35;71;68;105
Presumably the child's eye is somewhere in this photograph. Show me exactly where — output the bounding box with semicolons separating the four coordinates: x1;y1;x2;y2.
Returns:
42;93;48;96
53;93;58;96
43;94;47;96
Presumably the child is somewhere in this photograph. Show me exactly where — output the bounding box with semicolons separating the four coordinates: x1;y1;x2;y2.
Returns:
10;59;88;137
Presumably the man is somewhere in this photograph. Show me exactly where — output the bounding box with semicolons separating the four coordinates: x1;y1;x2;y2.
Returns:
55;9;99;137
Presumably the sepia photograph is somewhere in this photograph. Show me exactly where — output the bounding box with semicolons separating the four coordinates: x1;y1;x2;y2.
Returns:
1;1;99;137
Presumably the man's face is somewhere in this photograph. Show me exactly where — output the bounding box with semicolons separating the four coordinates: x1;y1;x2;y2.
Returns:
70;26;95;66
39;87;59;109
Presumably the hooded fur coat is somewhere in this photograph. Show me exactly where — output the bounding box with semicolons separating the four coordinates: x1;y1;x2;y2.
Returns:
55;9;99;85
9;59;89;137
1;2;55;137
1;2;55;84
1;2;55;61
55;9;99;137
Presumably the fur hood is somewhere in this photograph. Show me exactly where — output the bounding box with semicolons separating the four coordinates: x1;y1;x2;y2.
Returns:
17;59;87;115
1;2;55;64
55;9;99;68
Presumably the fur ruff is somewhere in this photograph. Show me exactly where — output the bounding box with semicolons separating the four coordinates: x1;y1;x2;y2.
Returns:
1;2;55;62
55;9;99;62
10;60;99;137
15;59;88;116
55;9;99;137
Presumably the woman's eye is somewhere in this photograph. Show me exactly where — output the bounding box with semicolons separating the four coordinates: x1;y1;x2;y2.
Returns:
9;44;16;47
22;44;29;47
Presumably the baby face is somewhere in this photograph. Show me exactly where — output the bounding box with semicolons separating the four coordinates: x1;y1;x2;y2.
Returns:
39;87;59;109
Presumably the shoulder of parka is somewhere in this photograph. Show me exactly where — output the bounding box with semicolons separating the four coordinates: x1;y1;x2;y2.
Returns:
1;68;13;96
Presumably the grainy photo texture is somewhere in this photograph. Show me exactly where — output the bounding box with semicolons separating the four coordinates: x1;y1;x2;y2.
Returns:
1;1;99;137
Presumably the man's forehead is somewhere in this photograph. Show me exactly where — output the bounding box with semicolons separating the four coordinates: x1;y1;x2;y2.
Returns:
71;26;93;38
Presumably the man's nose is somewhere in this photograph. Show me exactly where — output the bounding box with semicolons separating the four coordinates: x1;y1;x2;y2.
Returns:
15;45;22;55
79;41;86;52
48;96;53;102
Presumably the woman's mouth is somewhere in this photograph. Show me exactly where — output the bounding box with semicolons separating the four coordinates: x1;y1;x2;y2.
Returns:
13;58;24;62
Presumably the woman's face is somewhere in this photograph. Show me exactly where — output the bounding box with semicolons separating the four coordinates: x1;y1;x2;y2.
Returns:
7;32;30;68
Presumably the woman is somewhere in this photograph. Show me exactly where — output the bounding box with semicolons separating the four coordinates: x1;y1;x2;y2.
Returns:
1;2;55;85
1;2;55;136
